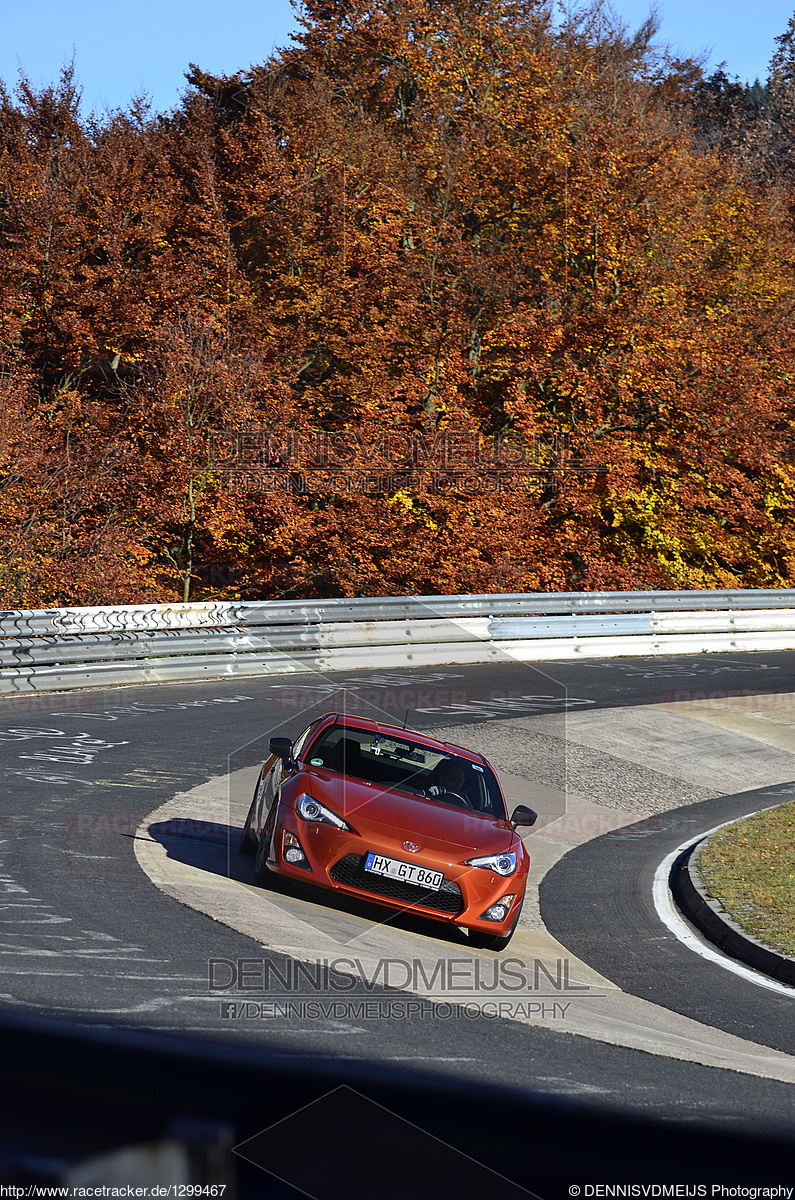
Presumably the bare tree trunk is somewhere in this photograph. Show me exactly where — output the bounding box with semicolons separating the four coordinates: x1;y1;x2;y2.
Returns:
182;476;195;603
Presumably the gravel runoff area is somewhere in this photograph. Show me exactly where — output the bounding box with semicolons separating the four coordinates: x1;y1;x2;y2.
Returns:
698;802;795;957
427;713;714;818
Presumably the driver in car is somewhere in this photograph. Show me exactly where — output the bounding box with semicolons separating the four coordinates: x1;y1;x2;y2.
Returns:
426;758;468;799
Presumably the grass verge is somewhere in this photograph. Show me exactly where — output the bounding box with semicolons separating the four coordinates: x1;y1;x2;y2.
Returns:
697;802;795;958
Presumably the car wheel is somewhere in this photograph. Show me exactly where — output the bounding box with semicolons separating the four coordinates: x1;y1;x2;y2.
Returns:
253;827;273;887
238;796;258;857
468;927;515;951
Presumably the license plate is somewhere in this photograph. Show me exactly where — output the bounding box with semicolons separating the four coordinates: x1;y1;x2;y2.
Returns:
364;852;443;891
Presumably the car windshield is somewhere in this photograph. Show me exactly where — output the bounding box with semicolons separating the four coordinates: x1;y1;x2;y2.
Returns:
303;725;506;816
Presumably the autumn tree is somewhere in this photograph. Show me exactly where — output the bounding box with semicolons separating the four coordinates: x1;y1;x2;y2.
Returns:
0;2;794;604
179;0;795;594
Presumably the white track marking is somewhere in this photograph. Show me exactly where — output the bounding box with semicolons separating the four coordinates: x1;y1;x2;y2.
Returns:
652;819;795;997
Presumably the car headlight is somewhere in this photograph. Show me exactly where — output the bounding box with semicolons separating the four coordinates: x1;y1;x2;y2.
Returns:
465;851;518;876
296;793;352;831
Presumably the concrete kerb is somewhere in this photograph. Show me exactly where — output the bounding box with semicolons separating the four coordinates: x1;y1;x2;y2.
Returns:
670;820;795;987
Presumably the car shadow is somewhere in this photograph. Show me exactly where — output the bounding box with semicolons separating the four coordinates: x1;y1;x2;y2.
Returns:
145;817;471;948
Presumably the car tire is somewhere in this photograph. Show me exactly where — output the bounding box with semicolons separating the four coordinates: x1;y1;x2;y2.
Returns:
238;798;258;857
468;928;515;951
253;827;273;887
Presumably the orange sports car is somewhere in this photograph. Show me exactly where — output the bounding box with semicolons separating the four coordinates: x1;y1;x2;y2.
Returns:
240;713;537;950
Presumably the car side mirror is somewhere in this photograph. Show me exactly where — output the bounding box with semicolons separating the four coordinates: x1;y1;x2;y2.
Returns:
269;737;293;761
511;805;538;828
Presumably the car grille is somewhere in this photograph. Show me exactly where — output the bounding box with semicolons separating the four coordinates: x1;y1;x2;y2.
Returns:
329;854;464;915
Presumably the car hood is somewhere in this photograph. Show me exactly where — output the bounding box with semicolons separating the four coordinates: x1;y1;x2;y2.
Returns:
304;768;514;856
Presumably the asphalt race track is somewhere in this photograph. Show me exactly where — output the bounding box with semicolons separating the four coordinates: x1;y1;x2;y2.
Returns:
2;650;795;1169
540;784;795;1050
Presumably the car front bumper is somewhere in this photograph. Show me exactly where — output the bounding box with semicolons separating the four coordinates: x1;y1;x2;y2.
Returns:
267;803;527;935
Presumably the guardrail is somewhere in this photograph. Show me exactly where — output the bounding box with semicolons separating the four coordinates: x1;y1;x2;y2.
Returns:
2;588;795;694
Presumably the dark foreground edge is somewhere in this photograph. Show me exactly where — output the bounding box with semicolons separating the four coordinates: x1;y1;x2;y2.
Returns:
2;1012;795;1198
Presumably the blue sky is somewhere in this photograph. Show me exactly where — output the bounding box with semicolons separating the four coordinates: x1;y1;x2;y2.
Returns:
0;1;790;117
